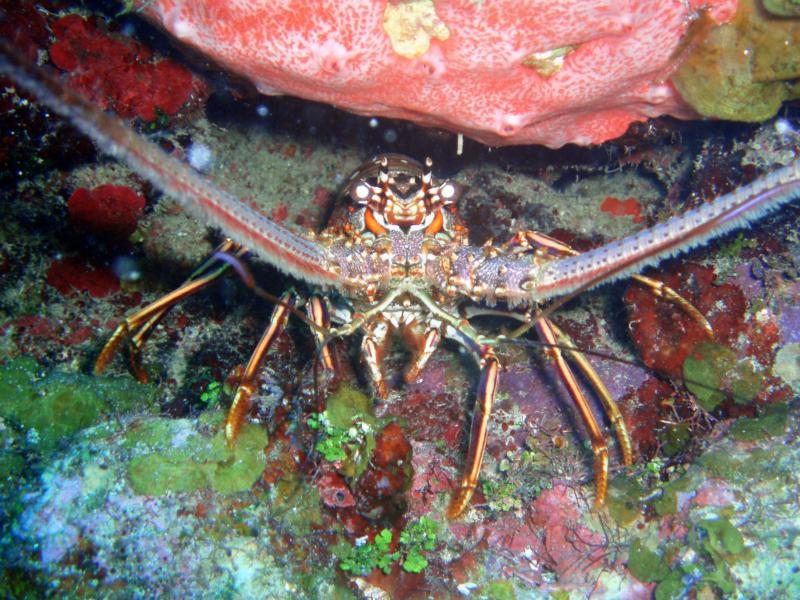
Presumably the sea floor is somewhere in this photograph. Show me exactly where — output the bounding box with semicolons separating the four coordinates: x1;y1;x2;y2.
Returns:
1;2;799;598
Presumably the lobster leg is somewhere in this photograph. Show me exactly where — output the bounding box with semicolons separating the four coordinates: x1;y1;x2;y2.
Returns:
534;317;610;507
306;296;336;371
225;292;337;444
94;239;245;381
447;347;501;519
400;319;442;384
225;290;297;444
630;274;713;338
361;316;393;399
548;322;634;467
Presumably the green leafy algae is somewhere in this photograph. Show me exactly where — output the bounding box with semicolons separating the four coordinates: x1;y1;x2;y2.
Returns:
124;414;267;495
696;518;748;595
660;421;691;457
309;383;376;478
628;539;670;583
0;355;157;455
339;516;439;576
653;474;693;517
682;342;763;410
606;474;645;525
399;516;438;573
729;403;788;441
339;528;399;576
628;515;749;597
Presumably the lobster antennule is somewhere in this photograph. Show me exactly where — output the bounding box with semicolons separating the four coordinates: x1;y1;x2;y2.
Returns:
532;158;800;302
0;39;344;288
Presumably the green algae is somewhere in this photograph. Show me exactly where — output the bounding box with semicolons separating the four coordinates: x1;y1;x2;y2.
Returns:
124;414;267;495
628;539;670;583
0;355;157;455
399;515;438;573
324;383;374;429
479;579;517;600
338;516;439;576
693;517;749;595
682;342;763;410
606;474;646;525
773;343;800;393
340;528;398;576
653;472;694;517
270;472;324;535
729;402;788;441
628;513;749;597
698;445;779;484
309;383;376;478
672;0;800;121
660;421;691;457
763;0;800;17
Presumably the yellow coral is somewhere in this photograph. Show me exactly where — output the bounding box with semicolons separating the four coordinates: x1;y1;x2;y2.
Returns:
672;0;800;121
383;0;450;59
522;45;577;78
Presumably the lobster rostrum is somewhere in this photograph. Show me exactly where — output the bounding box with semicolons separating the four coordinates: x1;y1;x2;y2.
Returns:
3;40;799;519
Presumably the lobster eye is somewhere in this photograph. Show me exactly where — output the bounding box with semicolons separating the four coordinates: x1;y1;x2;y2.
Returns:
440;183;456;199
353;182;370;201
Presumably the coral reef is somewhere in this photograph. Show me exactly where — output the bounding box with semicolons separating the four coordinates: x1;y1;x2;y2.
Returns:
0;356;157;455
11;415;339;597
0;1;798;597
67;184;146;240
49;14;206;122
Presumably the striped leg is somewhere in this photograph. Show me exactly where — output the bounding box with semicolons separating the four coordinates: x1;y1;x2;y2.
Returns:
548;322;634;468
360;316;393;400
225;290;296;444
535;318;610;506
94;239;245;382
447;347;500;519
225;292;336;445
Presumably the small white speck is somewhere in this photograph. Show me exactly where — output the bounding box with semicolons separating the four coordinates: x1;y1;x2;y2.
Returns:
112;256;141;282
172;18;196;40
187;142;214;172
255;104;269;117
775;118;797;137
369;118;379;128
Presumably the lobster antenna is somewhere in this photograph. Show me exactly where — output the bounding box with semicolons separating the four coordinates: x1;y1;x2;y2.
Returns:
531;153;800;322
0;37;344;287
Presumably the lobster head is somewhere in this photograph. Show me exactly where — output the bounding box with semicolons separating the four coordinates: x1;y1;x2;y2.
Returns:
344;154;463;235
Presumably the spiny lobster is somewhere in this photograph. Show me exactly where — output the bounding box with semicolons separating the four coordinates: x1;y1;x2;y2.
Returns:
2;40;799;519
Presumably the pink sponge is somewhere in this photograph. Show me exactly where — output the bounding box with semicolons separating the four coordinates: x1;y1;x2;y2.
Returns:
143;0;737;147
